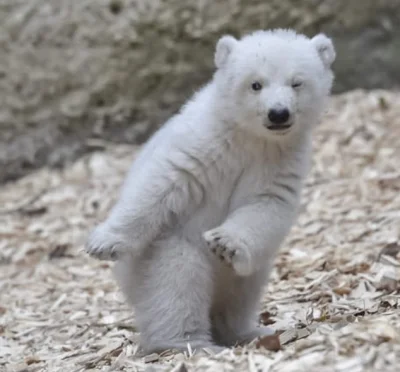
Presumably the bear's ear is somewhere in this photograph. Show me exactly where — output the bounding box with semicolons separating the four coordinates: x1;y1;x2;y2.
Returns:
215;35;238;69
311;34;336;68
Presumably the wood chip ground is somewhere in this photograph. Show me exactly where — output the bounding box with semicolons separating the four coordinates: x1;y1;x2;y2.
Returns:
1;90;400;371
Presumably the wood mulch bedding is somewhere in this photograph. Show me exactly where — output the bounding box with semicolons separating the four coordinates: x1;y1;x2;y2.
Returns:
1;90;400;372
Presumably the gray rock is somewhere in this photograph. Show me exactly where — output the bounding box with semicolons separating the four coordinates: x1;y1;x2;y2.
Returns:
0;0;399;182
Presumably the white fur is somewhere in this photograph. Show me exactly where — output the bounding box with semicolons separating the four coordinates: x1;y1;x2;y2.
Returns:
215;35;238;68
85;28;335;354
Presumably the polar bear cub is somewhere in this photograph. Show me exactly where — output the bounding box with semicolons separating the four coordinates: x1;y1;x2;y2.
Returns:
85;29;335;353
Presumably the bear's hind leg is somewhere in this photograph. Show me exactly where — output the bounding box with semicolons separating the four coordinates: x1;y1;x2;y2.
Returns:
114;236;222;354
211;269;275;347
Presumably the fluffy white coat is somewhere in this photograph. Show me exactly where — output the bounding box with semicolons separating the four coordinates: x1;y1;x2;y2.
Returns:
85;29;336;353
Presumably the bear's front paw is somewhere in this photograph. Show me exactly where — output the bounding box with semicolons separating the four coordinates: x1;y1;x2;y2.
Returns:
203;228;253;276
85;224;130;261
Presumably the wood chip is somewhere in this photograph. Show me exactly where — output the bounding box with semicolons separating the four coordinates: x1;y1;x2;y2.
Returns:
278;329;298;345
378;243;400;260
296;328;311;340
48;244;71;259
256;334;281;351
260;311;276;325
171;363;189;372
24;356;41;366
143;353;160;363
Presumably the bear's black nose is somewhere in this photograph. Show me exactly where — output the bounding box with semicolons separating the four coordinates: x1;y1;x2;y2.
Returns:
268;108;290;125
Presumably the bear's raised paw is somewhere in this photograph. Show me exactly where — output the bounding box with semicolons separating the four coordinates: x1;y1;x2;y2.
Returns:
203;227;253;276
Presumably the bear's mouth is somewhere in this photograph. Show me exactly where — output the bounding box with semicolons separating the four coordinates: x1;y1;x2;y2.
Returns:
266;124;292;131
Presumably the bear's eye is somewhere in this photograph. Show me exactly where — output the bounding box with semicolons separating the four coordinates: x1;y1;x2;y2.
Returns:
291;81;303;89
251;82;262;91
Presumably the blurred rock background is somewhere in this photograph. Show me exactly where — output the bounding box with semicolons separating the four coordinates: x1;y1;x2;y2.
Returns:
1;0;399;183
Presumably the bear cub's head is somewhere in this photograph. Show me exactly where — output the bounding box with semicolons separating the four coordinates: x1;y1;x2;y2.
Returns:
214;29;336;140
